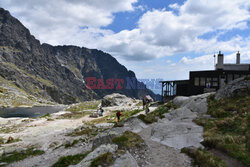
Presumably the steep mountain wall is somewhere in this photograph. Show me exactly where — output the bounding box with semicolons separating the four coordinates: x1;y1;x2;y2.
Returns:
0;8;157;104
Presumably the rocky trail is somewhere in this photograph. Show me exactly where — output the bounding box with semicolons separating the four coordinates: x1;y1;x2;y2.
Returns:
138;125;191;167
0;92;223;167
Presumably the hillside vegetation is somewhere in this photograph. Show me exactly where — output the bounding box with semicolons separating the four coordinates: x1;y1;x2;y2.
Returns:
195;90;250;166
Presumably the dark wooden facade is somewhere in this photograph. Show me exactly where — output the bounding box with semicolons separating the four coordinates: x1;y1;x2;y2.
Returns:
160;80;189;101
160;70;250;101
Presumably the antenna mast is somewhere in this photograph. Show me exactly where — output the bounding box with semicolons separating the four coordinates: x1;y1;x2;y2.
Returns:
213;53;216;68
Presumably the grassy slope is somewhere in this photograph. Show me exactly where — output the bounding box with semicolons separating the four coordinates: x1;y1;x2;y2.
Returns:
52;152;90;167
137;102;177;124
0;147;45;165
195;91;250;166
181;147;227;167
0;75;54;107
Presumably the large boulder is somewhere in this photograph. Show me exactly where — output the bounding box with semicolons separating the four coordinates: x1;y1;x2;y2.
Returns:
173;93;212;114
151;121;203;149
101;93;135;107
162;107;197;122
123;117;148;133
172;96;190;106
215;76;250;100
151;107;203;149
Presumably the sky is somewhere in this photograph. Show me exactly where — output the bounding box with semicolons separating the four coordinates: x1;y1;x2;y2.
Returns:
1;0;250;93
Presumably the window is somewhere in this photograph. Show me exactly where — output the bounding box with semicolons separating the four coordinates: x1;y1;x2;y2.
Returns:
227;74;233;83
200;77;205;86
234;74;240;79
212;82;218;87
212;77;218;81
194;77;199;86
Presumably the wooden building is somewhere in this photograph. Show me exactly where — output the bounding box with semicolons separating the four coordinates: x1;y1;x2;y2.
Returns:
160;51;250;101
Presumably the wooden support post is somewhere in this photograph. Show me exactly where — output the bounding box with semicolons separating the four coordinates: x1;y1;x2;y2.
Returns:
161;82;164;102
167;82;169;96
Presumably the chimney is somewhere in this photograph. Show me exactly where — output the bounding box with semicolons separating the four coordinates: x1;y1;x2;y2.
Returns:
236;51;240;64
217;51;224;69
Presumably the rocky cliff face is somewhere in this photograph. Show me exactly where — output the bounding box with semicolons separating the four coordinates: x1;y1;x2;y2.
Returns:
0;8;157;104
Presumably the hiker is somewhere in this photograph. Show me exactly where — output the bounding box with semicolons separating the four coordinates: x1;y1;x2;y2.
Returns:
7;136;13;143
116;111;121;122
142;98;146;109
100;107;104;116
96;109;99;117
145;100;150;114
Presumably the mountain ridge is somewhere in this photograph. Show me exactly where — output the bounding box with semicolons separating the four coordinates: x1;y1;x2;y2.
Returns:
0;7;158;105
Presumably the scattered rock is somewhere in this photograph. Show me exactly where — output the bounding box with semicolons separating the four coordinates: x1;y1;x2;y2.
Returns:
0;162;8;166
95;123;114;129
92;128;126;149
71;144;118;167
92;118;148;149
112;151;138;167
215;76;250;100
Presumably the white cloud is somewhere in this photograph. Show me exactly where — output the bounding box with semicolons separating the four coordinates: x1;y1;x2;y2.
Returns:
0;0;137;45
93;0;250;61
169;3;180;10
1;0;249;63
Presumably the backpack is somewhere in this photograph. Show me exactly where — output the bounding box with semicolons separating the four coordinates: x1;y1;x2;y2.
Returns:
116;111;121;117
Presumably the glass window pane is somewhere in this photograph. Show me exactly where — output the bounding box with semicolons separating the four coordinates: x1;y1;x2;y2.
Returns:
234;74;240;79
194;77;199;86
200;77;205;86
227;74;233;83
212;82;218;87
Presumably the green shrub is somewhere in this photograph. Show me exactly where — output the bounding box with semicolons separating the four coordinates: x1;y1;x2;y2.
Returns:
119;109;142;122
40;113;50;118
112;131;144;150
137;103;172;124
113;122;124;127
65;140;79;148
0;87;8;93
66;127;94;137
52;152;89;167
197;92;250;166
164;102;178;110
137;114;158;124
90;152;114;167
66;101;100;112
0;137;4;146
0;147;44;164
181;148;227;167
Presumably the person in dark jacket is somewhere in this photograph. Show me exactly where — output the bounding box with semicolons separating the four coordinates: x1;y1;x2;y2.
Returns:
145;99;150;114
100;107;104;116
142;98;146;109
116;111;121;122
